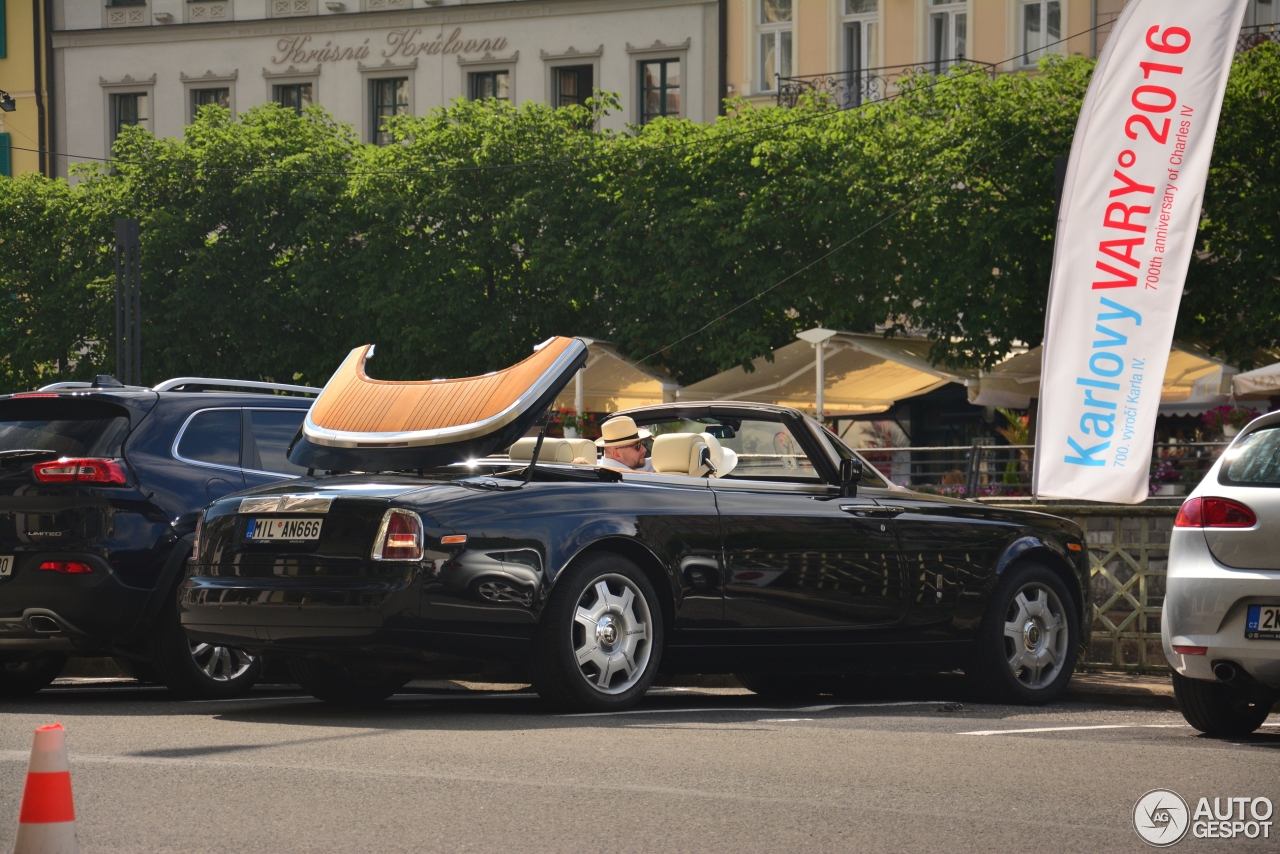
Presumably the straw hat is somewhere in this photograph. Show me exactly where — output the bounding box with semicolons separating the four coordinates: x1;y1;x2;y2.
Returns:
595;416;651;448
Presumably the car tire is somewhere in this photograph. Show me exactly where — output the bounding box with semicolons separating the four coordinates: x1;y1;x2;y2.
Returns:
1172;671;1273;737
735;673;829;699
969;562;1078;705
0;653;67;697
149;583;262;700
288;656;410;705
530;552;663;713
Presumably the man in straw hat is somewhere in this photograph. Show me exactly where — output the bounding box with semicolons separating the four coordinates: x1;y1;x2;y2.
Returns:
595;416;655;472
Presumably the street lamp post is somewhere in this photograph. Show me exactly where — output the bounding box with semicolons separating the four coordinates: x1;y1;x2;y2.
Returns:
796;327;838;419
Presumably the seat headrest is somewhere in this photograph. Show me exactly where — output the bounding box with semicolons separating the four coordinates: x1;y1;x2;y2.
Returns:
651;433;703;475
649;433;734;477
509;437;598;464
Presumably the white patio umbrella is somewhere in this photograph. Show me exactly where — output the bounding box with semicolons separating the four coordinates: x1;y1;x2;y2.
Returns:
1233;362;1280;396
679;332;973;416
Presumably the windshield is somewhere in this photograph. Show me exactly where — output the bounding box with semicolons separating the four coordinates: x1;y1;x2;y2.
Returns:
636;415;821;481
0;400;131;458
803;417;890;489
1220;425;1280;487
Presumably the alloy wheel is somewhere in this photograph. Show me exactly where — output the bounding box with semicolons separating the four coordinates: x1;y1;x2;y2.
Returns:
1002;582;1070;690
570;573;653;695
189;641;255;682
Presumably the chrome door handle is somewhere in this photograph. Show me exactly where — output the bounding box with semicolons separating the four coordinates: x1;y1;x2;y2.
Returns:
840;505;905;518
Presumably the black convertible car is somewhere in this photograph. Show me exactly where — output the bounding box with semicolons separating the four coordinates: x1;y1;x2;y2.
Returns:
181;337;1090;711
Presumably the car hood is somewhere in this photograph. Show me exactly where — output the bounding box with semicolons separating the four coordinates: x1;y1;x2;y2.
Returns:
288;337;588;472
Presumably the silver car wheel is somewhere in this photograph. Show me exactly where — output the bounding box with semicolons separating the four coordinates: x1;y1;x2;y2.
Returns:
571;573;653;695
1002;582;1069;690
189;641;255;683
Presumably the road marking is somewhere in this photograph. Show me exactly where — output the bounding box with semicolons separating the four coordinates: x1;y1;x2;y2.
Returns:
560;700;949;718
960;724;1189;736
758;718;814;722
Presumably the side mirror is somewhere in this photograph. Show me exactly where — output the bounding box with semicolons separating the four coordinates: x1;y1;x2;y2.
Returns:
698;444;718;476
839;458;862;497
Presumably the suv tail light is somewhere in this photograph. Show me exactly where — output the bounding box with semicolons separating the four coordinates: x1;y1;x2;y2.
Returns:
40;561;93;574
1174;497;1257;529
32;458;128;485
371;509;423;561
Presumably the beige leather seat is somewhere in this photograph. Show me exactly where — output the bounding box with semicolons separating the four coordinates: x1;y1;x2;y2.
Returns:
651;433;738;477
509;437;597;464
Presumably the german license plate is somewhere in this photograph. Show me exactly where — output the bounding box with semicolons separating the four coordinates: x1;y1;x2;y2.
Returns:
1245;604;1280;640
245;517;323;542
0;556;11;577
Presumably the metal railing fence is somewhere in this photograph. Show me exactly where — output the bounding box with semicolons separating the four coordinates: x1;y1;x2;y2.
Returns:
1239;22;1280;51
775;60;999;109
857;441;1228;498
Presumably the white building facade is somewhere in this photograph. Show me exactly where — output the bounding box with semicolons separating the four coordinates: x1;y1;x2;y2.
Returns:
50;0;724;176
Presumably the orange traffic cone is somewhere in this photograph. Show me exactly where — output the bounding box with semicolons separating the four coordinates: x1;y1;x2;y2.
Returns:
12;723;78;854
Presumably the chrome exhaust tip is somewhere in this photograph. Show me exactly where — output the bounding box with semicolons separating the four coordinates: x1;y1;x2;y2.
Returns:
28;615;61;633
1213;661;1238;683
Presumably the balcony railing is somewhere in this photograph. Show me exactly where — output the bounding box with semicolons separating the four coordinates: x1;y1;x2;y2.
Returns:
856;441;1227;500
776;60;1000;109
1239;22;1280;51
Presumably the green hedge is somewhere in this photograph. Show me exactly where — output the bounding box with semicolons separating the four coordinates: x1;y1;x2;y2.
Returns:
0;49;1276;393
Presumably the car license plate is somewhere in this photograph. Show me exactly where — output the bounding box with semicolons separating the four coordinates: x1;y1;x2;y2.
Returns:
245;517;323;542
1245;604;1280;640
0;556;11;577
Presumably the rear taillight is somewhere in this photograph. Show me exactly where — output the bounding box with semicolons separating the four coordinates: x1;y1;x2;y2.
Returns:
1174;497;1257;529
32;458;127;485
371;509;423;561
39;561;92;574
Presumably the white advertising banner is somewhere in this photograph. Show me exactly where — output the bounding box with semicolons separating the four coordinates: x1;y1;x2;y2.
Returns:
1033;0;1246;503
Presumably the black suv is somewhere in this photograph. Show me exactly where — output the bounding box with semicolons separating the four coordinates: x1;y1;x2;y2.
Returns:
0;376;316;698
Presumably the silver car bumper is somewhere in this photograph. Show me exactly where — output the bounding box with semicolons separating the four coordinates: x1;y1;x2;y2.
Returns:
1162;528;1280;688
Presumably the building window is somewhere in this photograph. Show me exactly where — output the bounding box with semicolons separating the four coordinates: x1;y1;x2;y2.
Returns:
469;71;511;101
1021;1;1061;65
928;0;967;74
111;92;149;143
759;0;792;90
554;66;593;108
842;0;879;106
1247;0;1279;26
370;77;409;145
190;87;230;120
0;134;11;178
274;83;313;115
639;59;680;123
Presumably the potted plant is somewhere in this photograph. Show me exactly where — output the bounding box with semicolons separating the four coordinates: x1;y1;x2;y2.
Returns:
1148;458;1183;496
1201;405;1260;439
550;407;598;439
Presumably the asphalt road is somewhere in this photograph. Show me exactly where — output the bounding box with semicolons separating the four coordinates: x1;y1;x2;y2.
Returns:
2;676;1278;853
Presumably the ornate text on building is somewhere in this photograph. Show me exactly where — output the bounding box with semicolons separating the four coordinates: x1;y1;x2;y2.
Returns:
272;28;509;65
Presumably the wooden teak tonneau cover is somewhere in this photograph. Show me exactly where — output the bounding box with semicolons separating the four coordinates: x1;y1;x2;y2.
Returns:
290;336;588;470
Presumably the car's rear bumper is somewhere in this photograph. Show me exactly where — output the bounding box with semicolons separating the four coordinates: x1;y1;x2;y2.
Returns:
180;574;534;664
1162;528;1280;687
0;552;154;653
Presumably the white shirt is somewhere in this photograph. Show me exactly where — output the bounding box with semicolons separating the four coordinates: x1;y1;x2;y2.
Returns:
598;456;655;473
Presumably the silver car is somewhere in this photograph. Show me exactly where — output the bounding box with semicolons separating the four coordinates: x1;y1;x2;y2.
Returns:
1163;411;1280;736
